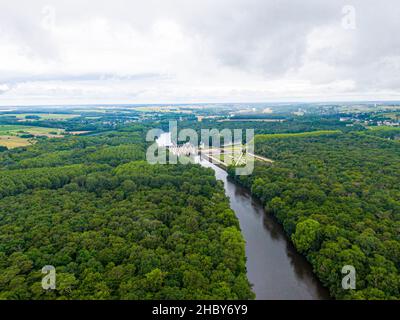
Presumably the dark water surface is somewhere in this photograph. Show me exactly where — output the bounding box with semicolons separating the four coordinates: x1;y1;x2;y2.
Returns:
199;158;330;300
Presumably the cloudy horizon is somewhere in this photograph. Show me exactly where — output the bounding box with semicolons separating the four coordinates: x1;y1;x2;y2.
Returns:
1;0;400;106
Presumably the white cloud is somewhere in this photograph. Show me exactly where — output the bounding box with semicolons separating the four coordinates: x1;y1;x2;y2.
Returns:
0;0;399;105
0;83;10;94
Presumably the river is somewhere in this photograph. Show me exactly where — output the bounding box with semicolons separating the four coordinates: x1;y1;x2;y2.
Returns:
156;132;330;299
198;157;330;300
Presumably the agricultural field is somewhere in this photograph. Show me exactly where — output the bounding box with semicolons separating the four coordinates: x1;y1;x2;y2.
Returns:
0;125;64;136
0;113;80;121
0;125;65;149
0;135;33;148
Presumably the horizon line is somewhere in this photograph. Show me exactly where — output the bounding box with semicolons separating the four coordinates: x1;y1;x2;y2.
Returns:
1;99;400;109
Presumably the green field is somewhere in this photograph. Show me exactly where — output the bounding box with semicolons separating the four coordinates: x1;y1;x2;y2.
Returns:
0;113;79;120
255;130;341;140
0;125;65;148
0;125;64;136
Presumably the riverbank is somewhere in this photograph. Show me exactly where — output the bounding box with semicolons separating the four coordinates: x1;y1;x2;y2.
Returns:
199;157;330;300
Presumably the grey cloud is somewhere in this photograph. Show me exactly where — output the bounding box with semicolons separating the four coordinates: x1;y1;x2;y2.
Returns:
0;72;170;84
1;0;400;103
182;0;400;90
0;1;59;61
178;0;340;74
0;85;10;95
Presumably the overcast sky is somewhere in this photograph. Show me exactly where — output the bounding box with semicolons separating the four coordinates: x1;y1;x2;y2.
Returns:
0;0;399;106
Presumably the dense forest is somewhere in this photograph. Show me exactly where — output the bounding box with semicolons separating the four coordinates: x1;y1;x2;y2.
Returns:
1;110;399;300
175;116;364;137
229;130;400;299
0;130;254;299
